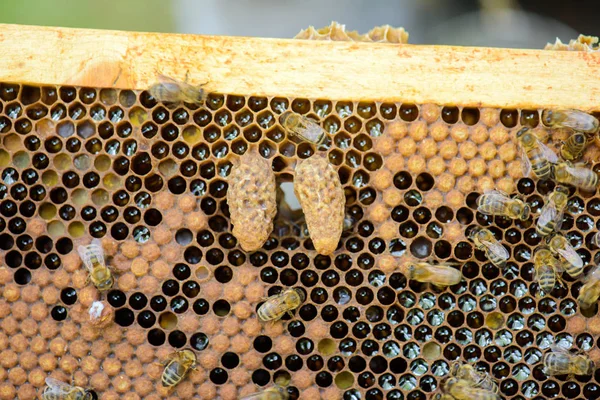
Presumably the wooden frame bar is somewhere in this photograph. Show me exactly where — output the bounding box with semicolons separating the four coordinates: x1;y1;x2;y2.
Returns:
0;23;599;109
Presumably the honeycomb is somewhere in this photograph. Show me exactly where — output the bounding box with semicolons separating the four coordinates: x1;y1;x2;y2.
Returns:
1;80;600;400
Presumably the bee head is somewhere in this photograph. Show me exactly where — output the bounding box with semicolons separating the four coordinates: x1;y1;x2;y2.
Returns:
553;163;567;180
83;390;97;400
449;361;460;376
574;133;586;144
195;89;206;104
279;111;292;126
181;349;197;365
516;203;531;220
542;109;557;126
467;226;481;241
587;360;596;374
555;185;570;196
516;127;533;144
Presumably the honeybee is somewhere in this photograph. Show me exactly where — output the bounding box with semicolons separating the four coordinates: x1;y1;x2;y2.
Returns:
443;377;501;400
536;185;569;237
547;233;584;278
477;189;530;220
280;111;326;145
469;227;510;269
42;377;94;400
543;346;595;377
577;265;600;309
560;132;588;161
553;161;599;190
407;262;462;287
450;362;498;393
160;349;197;389
241;386;289;400
542;109;599;134
533;247;561;295
258;288;305;322
148;73;206;104
433;395;454;400
516;127;559;180
77;239;114;291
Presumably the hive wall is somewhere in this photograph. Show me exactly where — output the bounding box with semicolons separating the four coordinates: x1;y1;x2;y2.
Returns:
1;81;600;400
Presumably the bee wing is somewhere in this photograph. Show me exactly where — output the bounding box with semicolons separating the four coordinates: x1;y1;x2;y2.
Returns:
537;201;561;229
556;244;583;268
566;165;596;184
481;238;509;261
77;241;105;273
483;189;510;198
44;377;76;395
156;73;182;85
519;147;532;177
538;141;559;163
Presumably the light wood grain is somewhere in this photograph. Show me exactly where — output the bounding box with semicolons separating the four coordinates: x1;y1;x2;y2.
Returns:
0;23;599;109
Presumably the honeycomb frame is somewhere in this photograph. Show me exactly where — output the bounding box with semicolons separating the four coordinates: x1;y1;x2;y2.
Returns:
1;24;600;400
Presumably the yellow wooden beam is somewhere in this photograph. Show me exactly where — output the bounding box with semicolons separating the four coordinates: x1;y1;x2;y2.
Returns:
0;23;598;109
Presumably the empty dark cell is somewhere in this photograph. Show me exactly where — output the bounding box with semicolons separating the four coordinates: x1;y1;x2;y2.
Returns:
454;242;473;260
173;263;191;280
348;355;367;373
137;310;156;329
190;332;208;351
21;169;39;185
168;330;187;348
107;290;127;307
162;279;180;297
29;185;46;201
441;106;459;124
32;153;50;169
55;237;72;254
83;172;100;188
115;308;135;327
110;223;129;240
101;206;119;223
14;268;31;285
361;340;379;356
300;270;318;287
517;178;535;195
413;207;432;224
410;236;432;259
214;266;233;283
148;329;166;346
253;335;273;353
296;338;314;355
0;200;16;217
125;175;142;192
0;218;5;233
321;305;339;322
584;383;600;399
500;109;518;127
315;371;333;388
356;287;374;305
251;369;270;386
51;305;68;321
200;197;217;215
221;352;239;369
193;299;210;315
44;253;61;270
399;103;419;121
182;281;200;298
16;234;33;251
206;248;225;266
59;205;76;221
434;240;452;259
132;152;152;175
260;267;278;284
393;171;412;190
322;270;340;287
377;287;396;305
167;177;186;195
287;320;305;337
81;206;97;221
90;221;107;237
280;269;298;286
345;238;364;252
25;136;41;151
399;221;418;238
112;190;130;207
11;184;28;201
213;299;231;317
35;236;53;254
263;353;283;370
208;215;229;232
298;303;317;321
184;247;202;264
367;238;385;255
326;321;347;339
129;292;148;310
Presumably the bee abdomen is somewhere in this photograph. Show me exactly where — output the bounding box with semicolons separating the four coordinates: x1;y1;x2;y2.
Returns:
227;151;277;252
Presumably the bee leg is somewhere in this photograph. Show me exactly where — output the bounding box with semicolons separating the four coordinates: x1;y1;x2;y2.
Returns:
287;311;295;319
184;70;190;83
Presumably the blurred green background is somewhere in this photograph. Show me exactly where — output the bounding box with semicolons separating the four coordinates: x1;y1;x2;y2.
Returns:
0;0;175;32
